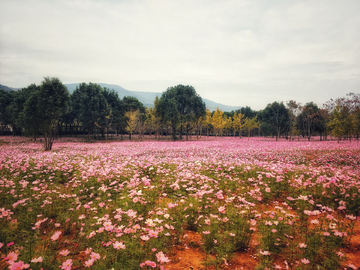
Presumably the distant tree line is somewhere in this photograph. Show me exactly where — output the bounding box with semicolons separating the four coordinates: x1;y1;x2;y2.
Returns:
0;77;359;150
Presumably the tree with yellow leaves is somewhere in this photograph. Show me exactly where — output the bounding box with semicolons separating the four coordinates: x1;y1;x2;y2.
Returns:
203;108;212;136
244;116;259;140
223;115;233;136
232;112;245;137
211;107;225;136
125;110;139;140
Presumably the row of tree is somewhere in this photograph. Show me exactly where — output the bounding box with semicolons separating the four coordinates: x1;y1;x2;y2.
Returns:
208;96;360;142
0;77;359;150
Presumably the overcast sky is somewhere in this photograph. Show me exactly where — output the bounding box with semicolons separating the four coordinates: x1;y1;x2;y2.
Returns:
1;0;359;110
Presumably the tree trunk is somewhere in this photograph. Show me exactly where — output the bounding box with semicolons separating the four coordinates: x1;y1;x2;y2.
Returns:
172;121;177;141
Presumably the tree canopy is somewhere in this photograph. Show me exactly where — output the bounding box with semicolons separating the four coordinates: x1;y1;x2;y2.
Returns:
157;85;206;140
258;102;290;141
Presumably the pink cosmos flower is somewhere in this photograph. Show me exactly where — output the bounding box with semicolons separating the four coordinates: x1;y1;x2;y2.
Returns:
301;258;310;264
5;251;18;262
84;259;94;268
347;264;357;270
140;261;156;268
31;256;43;263
51;231;62;241
87;231;96;239
59;249;70;256
140;235;150;241
218;206;226;214
90;252;101;261
113;241;126;250
148;230;158;238
60;259;73;270
9;261;25;270
98;202;105;207
156;252;170;263
336;251;344;258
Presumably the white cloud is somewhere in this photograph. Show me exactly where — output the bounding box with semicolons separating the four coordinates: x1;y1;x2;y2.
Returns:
1;0;359;110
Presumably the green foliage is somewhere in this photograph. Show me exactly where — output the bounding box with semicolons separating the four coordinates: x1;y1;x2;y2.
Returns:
0;89;11;134
157;85;206;140
19;78;70;150
71;83;109;139
102;88;126;134
296;102;323;141
258;101;290;140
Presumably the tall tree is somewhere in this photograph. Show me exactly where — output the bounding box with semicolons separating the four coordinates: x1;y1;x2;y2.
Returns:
286;100;301;140
71;83;109;140
259;102;290;141
296;102;322;141
21;86;42;140
102;88;125;137
0;89;11;135
203;108;212;136
122;96;145;113
22;77;70;150
125;110;138;140
152;96;163;139
232;112;246;137
244;116;259;141
211;107;225;136
326;94;360;142
157;85;206;140
236;106;257;119
6;86;38;136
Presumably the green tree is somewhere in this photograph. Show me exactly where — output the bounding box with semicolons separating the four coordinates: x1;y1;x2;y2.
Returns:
6;86;38;136
259;102;290;141
236;106;257;119
296;102;322;141
21;85;42;140
22;77;70;150
102;88;125;137
122;96;145;113
286;100;301;140
157;85;206;140
327;94;360;142
329;104;346;142
71;83;109;140
0;89;11;135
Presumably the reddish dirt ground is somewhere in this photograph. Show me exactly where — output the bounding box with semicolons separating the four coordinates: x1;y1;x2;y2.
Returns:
167;230;257;270
166;219;360;270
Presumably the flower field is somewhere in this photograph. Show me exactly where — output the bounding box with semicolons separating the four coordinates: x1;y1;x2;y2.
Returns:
0;137;359;270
